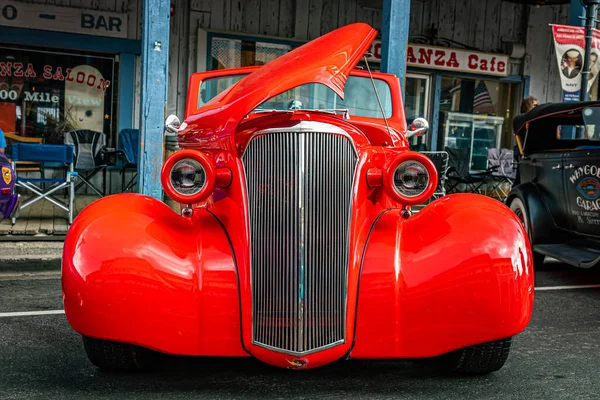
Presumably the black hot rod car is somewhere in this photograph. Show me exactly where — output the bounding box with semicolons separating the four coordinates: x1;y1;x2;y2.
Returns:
508;101;600;268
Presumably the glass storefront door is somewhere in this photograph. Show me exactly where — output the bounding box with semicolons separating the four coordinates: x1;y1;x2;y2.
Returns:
405;73;431;150
438;76;521;172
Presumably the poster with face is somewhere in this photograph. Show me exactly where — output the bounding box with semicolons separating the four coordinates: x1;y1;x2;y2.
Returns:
551;24;600;102
64;65;105;133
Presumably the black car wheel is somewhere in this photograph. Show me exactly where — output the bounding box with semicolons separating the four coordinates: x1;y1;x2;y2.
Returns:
435;337;513;374
82;336;159;372
509;196;545;267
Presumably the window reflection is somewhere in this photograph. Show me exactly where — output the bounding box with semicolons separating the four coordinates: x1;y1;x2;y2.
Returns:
0;46;117;145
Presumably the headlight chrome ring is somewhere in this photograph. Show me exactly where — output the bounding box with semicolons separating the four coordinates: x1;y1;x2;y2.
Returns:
161;149;216;204
384;152;438;205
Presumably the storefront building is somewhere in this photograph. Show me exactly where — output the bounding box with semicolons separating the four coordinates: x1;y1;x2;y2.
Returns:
0;0;142;193
165;0;578;174
0;0;585;193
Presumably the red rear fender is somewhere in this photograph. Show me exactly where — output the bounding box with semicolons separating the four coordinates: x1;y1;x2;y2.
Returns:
62;194;247;357
351;194;535;358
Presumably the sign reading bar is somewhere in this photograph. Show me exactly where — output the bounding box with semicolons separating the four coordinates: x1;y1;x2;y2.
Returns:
366;40;510;77
0;0;127;39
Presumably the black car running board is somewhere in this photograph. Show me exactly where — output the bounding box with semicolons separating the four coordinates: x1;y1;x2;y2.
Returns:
534;244;600;269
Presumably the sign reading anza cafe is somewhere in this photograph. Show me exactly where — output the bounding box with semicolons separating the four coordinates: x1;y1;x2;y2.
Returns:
366;40;509;77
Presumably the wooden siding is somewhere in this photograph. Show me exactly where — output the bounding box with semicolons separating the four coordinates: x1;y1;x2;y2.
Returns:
165;0;539;118
409;0;527;53
14;1;574;146
524;3;570;103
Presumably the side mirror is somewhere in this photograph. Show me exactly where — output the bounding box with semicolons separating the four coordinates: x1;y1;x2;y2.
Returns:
165;114;181;134
407;117;429;138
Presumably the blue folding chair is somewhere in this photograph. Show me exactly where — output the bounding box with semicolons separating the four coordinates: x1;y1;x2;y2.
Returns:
118;129;139;192
11;143;77;225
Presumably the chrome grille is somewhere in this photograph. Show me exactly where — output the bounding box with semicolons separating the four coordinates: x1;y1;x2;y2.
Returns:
243;131;357;355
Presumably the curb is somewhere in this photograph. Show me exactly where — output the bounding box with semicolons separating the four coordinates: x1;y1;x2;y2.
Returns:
0;242;63;265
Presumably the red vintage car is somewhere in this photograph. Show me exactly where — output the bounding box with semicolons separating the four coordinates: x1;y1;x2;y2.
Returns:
62;23;534;374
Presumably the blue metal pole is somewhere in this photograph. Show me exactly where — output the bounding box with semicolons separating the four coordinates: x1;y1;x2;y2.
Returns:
380;0;411;97
139;0;170;199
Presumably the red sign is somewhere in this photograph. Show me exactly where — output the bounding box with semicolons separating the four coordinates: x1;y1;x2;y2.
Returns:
0;62;110;92
366;40;509;77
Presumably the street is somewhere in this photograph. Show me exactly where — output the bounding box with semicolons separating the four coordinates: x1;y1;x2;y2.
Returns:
1;260;600;399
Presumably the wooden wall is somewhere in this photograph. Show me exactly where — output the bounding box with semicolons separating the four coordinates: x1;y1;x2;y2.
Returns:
410;0;528;54
12;0;575;191
524;3;570;103
165;0;542;118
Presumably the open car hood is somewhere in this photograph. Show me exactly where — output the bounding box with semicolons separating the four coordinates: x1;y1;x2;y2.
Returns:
184;23;378;135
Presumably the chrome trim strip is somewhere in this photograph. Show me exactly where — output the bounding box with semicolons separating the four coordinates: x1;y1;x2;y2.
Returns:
242;121;359;158
253;339;345;357
256;121;348;134
297;133;306;352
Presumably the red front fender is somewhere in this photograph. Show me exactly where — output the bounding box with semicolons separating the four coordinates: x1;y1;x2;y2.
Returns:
62;194;247;357
351;194;535;358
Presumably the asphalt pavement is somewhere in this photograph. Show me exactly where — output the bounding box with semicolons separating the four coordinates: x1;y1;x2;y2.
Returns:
0;259;599;399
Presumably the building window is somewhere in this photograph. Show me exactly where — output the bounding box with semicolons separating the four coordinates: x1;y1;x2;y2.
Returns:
0;46;117;145
405;73;432;151
438;76;518;171
209;37;292;70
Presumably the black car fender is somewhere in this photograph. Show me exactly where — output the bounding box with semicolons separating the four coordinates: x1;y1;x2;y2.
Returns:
507;183;558;245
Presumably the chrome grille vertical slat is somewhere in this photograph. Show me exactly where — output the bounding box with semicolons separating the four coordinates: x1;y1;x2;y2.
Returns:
245;131;356;355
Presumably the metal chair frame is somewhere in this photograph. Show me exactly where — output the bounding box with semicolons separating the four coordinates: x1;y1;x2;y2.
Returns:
118;129;140;193
485;148;516;202
421;151;450;199
64;130;123;197
10;143;77;225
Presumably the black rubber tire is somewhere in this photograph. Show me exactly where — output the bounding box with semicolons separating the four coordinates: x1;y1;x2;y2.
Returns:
437;337;513;374
508;196;545;268
82;336;158;372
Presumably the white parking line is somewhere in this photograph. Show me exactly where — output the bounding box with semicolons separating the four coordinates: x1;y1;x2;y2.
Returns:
0;310;65;318
0;285;597;318
536;284;600;291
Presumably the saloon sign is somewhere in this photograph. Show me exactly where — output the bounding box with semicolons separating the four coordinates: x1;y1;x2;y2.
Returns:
366;40;510;77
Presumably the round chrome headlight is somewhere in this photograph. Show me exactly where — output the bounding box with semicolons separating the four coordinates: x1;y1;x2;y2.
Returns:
393;160;430;198
384;152;438;206
170;159;206;196
161;149;216;205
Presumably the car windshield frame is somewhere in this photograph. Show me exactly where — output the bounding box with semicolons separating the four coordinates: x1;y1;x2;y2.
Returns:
522;114;600;154
197;73;394;120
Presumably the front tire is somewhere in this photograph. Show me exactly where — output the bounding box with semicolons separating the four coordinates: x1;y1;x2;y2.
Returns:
82;336;159;372
508;196;545;267
437;337;513;374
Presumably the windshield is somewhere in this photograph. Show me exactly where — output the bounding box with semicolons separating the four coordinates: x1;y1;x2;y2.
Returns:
198;74;393;118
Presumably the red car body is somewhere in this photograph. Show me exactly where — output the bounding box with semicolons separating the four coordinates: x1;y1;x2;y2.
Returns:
62;23;534;371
